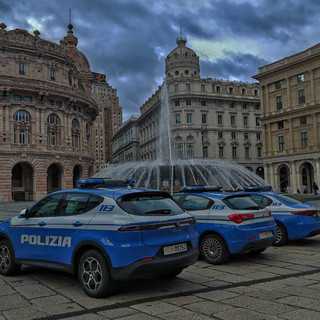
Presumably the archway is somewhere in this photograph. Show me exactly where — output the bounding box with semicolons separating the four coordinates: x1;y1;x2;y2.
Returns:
256;167;264;179
11;162;34;201
47;163;63;194
279;165;290;193
73;165;82;188
301;162;314;193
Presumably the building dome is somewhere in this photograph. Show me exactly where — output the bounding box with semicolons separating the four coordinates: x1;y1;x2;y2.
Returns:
165;36;200;79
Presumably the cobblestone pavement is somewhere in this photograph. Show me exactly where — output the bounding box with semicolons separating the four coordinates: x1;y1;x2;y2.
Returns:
1;203;320;319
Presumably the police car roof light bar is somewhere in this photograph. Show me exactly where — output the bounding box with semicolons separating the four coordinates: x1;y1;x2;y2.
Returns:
76;179;135;188
243;185;273;192
179;185;222;193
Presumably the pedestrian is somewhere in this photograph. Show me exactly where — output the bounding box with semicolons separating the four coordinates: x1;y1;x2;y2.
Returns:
313;182;319;195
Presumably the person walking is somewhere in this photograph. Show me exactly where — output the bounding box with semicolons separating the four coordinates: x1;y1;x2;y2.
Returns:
313;182;319;195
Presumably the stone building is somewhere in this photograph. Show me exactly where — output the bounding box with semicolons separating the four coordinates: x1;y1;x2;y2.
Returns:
0;23;98;202
91;73;122;173
253;43;320;193
113;36;263;176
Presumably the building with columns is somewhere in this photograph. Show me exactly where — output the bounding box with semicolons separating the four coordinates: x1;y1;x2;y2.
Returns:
112;36;263;177
253;43;320;193
0;22;98;201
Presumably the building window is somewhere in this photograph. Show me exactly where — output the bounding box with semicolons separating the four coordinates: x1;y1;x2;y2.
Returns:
216;86;221;93
244;132;249;139
174;84;179;92
13;95;22;101
19;63;25;75
243;116;248;126
300;116;307;125
50;69;55;81
275;81;281;90
276;96;282;109
231;115;235;125
72;118;80;148
230;102;235;108
257;146;262;158
242;88;246;95
175;100;180;106
297;74;304;83
176;143;183;158
218;132;223;139
231;132;236;139
256;117;261;126
202;131;208;140
243;103;247;109
186;99;191;106
24;96;32;102
256;133;261;140
13;110;31;144
201;100;206;106
202;146;208;158
186;113;192;124
298;89;305;104
175;114;181;124
201;84;205;92
279;136;285;150
254;89;258;96
301;131;308;147
255;103;260;110
232;146;237;159
13;110;30;122
186;83;190;91
186;144;193;158
218;115;223;125
245;147;250;159
278;121;284;129
229;87;234;94
219;146;224;158
202;114;207;124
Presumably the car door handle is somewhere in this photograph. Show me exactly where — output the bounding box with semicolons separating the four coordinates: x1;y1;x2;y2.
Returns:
73;221;83;227
38;222;47;227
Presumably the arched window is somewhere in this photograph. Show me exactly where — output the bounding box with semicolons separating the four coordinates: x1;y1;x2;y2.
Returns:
13;110;31;144
72;118;80;148
47;113;61;146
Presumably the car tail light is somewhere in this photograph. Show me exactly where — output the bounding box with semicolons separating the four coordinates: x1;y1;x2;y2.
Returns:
141;257;153;262
228;214;254;223
291;210;317;216
268;211;272;216
118;225;142;231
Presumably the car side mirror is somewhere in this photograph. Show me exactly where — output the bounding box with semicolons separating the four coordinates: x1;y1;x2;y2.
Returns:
19;208;28;218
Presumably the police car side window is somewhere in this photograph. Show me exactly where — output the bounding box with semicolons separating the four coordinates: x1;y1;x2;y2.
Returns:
251;194;272;206
182;195;213;211
28;194;63;218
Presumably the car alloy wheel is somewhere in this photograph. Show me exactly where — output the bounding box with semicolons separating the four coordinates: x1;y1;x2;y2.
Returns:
200;234;229;265
81;257;103;291
274;222;288;246
0;240;21;276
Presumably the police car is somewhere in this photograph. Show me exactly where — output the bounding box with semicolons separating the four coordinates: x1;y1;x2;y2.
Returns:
0;179;199;298
244;186;320;246
172;186;276;264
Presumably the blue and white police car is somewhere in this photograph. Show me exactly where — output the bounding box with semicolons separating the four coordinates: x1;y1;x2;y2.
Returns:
0;179;199;298
244;186;320;246
172;186;276;264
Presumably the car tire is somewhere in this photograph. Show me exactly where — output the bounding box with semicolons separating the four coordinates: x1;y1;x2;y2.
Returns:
274;222;288;246
0;240;21;276
200;233;230;265
159;268;183;279
78;249;114;298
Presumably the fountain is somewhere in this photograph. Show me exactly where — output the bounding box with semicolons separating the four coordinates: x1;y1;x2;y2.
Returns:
94;81;267;192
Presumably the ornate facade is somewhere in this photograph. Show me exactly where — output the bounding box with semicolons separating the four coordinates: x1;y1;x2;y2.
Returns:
113;36;263;176
0;23;98;202
253;43;320;193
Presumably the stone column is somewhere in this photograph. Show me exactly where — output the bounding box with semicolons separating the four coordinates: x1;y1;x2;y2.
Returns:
286;77;291;108
288;118;294;152
313;113;318;146
315;159;320;185
291;161;297;193
270;163;276;188
310;69;316;102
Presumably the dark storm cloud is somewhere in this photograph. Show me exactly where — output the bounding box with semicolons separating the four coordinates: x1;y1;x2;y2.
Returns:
2;0;320;119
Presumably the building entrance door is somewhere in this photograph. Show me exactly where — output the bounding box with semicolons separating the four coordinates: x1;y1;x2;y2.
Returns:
11;162;34;201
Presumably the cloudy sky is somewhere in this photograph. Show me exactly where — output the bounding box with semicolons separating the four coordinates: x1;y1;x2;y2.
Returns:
1;0;320;119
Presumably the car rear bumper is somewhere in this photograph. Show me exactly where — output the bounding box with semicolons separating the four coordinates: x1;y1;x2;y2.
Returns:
110;247;199;281
238;236;276;254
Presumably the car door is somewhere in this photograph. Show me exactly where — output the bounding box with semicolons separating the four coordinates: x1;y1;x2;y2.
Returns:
46;192;103;265
10;193;63;261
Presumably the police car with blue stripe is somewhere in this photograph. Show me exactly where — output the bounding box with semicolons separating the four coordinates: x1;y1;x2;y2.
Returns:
244;186;320;246
172;186;276;264
0;179;198;298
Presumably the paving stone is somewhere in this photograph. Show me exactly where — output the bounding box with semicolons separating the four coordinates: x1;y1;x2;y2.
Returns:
203;280;231;288
277;285;320;300
132;301;181;316
259;266;297;275
195;289;239;301
0;294;30;311
280;309;320;320
244;271;278;280
30;270;77;289
278;295;320;311
158;308;217;320
0;284;16;296
31;294;71;307
16;283;55;299
225;286;288;300
162;295;204;306
64;315;105;320
275;277;317;287
43;302;84;315
224;295;294;315
2;306;45;319
181;271;216;284
2;274;39;287
184;300;234;316
116;313;161;320
285;264;317;272
98;307;139;319
210;273;252;284
214;307;281;320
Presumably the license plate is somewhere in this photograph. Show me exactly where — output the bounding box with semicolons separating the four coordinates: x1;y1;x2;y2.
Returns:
163;243;187;256
259;231;273;239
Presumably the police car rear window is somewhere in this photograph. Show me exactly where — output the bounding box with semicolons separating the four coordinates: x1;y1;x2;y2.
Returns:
223;195;264;210
274;194;302;204
118;192;185;216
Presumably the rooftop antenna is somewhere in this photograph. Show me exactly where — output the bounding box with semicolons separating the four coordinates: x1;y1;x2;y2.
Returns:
176;20;187;45
68;8;73;31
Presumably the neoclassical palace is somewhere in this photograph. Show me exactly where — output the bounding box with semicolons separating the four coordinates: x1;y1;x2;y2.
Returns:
253;43;320;193
113;36;263;177
0;23;98;201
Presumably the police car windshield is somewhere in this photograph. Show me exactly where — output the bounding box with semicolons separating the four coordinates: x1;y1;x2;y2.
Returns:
118;192;185;216
223;195;264;210
274;194;302;204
